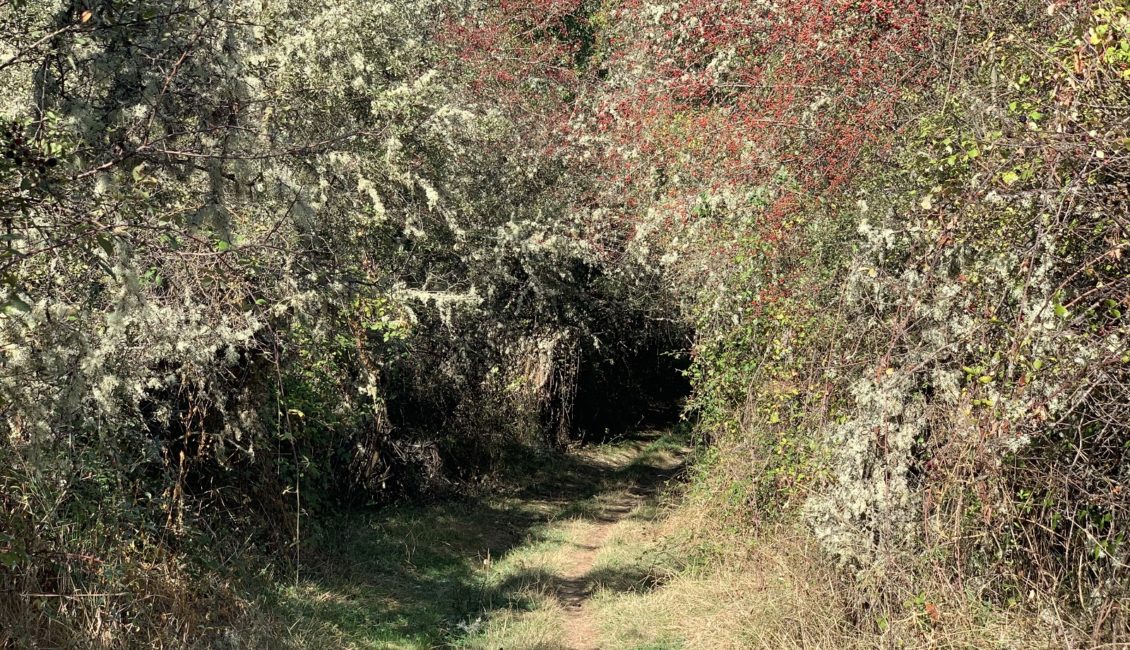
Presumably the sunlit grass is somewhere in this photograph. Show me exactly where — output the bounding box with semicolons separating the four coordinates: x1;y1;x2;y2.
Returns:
261;428;689;649
259;425;1042;650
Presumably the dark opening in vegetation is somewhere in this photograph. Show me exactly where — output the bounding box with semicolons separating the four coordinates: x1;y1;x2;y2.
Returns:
571;327;692;442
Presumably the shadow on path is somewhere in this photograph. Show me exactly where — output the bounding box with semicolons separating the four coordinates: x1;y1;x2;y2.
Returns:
269;429;688;649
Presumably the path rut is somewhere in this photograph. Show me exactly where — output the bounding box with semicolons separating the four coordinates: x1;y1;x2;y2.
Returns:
552;469;681;649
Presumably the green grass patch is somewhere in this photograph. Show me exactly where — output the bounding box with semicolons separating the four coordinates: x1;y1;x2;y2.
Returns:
262;428;690;648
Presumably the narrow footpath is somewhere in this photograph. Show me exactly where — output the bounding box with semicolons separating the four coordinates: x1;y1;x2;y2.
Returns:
271;429;689;650
554;456;678;649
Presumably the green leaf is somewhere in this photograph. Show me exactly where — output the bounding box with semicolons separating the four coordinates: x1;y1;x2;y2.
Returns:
96;235;115;256
3;296;31;314
0;551;23;568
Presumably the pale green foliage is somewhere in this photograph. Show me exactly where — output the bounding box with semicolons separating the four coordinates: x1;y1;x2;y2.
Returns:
0;0;630;644
601;0;1129;638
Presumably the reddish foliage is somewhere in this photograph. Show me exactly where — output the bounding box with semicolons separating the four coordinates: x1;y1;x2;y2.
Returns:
444;0;936;269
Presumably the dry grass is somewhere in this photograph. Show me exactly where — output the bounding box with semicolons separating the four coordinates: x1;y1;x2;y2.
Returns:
588;483;1064;650
456;600;567;650
221;428;1072;650
593;515;849;649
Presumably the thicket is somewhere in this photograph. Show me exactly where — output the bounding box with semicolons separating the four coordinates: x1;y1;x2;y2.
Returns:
460;0;1129;642
572;0;1130;642
1;0;1128;646
0;1;676;645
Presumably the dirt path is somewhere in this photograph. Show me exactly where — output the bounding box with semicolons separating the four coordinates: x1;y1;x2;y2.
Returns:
273;429;688;650
553;465;682;649
555;494;633;649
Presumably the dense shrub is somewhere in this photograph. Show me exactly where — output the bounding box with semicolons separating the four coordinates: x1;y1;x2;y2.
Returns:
0;0;673;644
461;0;1127;640
2;0;1126;644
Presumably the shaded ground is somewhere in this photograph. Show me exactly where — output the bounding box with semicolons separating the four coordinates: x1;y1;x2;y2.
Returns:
266;429;689;649
554;500;625;650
